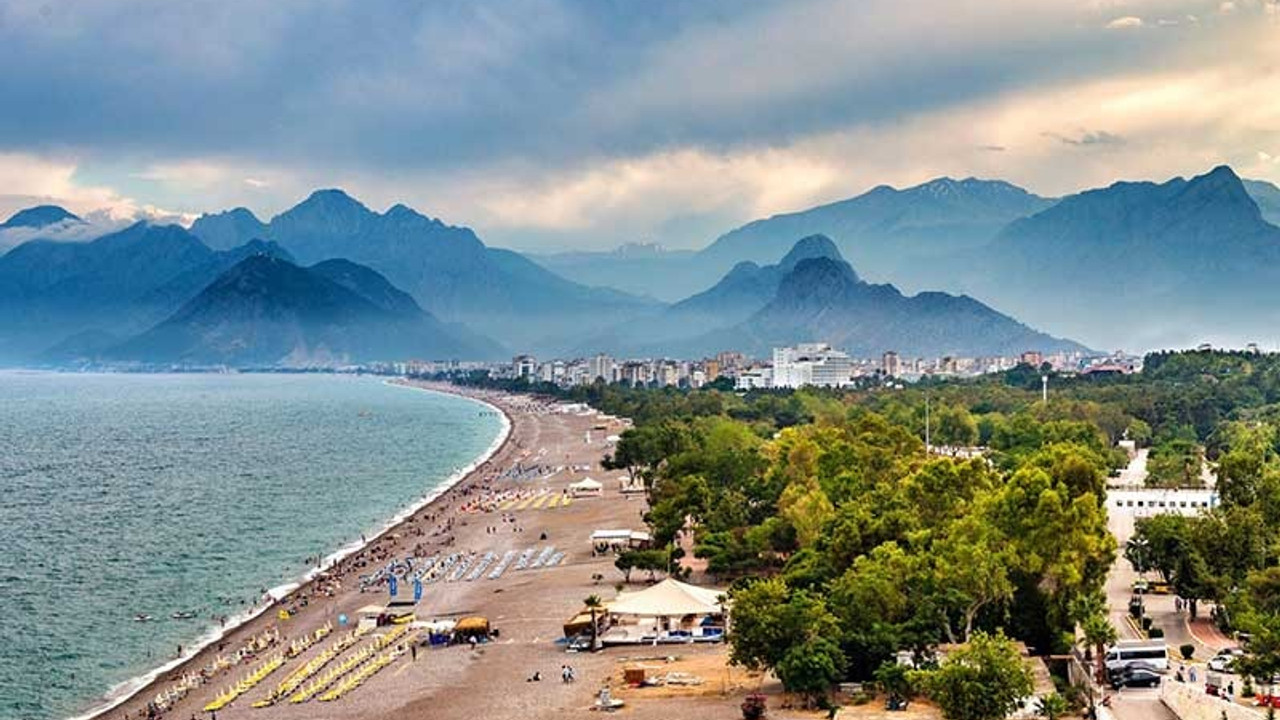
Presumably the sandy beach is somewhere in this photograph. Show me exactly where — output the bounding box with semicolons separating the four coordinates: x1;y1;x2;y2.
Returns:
84;380;671;720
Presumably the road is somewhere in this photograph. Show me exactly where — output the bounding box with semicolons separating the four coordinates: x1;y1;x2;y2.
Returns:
1103;507;1179;720
1100;452;1233;720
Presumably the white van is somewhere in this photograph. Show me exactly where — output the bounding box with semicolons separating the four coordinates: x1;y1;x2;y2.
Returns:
1104;640;1169;672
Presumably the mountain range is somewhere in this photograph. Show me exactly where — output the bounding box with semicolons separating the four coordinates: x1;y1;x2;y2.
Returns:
0;222;291;362
539;167;1280;352
534;177;1057;300
114;255;498;365
5;163;1279;366
963;166;1280;350
190;190;657;353
647;238;1084;358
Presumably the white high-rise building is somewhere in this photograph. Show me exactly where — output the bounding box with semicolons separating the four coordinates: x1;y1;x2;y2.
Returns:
587;353;615;383
771;343;854;388
882;351;901;378
513;355;537;379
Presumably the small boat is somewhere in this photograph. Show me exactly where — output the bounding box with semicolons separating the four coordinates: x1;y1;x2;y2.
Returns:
134;614;154;622
171;611;197;620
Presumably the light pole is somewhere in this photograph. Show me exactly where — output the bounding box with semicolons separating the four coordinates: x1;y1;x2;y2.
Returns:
924;395;931;455
1042;375;1049;405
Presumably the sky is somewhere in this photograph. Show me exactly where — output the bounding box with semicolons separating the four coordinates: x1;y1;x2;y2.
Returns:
1;0;1278;251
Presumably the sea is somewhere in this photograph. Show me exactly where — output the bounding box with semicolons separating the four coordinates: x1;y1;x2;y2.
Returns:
0;372;505;720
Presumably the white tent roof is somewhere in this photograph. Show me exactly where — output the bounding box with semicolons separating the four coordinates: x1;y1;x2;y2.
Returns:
570;477;603;490
590;529;651;543
608;578;725;617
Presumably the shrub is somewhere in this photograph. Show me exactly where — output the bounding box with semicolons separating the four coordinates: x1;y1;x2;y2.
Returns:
1180;644;1195;660
1148;627;1164;639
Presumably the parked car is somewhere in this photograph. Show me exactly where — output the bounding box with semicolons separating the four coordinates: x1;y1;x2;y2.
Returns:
1112;666;1163;689
1107;660;1160;684
1208;648;1245;673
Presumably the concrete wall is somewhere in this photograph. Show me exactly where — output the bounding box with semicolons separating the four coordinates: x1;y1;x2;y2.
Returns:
1161;678;1263;720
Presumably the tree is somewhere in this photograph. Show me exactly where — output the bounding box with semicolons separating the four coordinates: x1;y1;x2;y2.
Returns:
1036;693;1069;720
1133;514;1214;616
912;632;1034;720
584;594;603;651
828;542;930;678
931;516;1015;642
728;577;844;692
874;661;915;700
775;636;846;707
935;404;979;448
777;475;835;548
1079;612;1117;684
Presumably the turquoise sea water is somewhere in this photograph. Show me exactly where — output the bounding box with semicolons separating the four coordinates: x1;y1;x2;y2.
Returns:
0;372;503;720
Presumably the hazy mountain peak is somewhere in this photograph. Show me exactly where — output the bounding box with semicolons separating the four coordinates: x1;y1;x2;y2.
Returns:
302;187;366;208
214;207;261;224
779;233;844;269
113;252;503;365
1176;165;1257;215
2;205;81;229
723;260;763;279
1243;177;1280;226
782;255;861;292
189;207;268;250
278;188;373;224
383;203;421;219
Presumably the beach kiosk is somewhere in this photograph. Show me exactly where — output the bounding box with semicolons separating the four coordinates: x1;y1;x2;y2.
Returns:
601;578;727;646
569;477;604;498
356;604;386;632
590;529;653;553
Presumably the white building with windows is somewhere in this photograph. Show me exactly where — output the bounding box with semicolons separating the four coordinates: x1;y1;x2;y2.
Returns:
771;343;854;388
513;355;537;379
587;353;615;383
735;367;773;390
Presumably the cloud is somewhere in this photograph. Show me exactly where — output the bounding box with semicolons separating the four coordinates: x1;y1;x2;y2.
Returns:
1043;130;1127;147
0;0;1277;250
1106;16;1146;28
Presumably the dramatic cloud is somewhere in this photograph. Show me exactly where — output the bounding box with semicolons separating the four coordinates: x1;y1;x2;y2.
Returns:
1106;16;1146;29
0;0;1275;250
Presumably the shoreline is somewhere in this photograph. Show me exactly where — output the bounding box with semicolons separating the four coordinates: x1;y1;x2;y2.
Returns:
73;377;514;720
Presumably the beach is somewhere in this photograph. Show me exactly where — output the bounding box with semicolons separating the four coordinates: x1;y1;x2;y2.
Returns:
84;379;687;720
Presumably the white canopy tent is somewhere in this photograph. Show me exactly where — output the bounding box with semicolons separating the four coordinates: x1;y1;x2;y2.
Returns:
569;477;604;497
590;529;652;549
608;578;726;617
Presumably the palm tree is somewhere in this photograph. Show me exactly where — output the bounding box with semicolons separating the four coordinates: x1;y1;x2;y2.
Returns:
584;594;603;651
1070;591;1117;685
1081;613;1118;684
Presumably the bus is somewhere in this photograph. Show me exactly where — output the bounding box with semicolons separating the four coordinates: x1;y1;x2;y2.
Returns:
1104;640;1169;672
